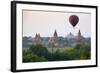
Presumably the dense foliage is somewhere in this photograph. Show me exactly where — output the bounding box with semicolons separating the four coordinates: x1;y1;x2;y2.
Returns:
23;43;91;63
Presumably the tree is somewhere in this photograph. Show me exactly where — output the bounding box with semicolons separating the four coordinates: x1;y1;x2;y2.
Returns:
23;49;47;62
74;43;91;59
29;44;49;57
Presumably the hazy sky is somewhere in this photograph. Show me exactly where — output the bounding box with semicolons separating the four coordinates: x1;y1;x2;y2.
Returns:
23;10;91;37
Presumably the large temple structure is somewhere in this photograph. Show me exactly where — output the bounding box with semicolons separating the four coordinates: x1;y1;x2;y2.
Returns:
32;33;42;45
48;30;58;47
75;30;83;41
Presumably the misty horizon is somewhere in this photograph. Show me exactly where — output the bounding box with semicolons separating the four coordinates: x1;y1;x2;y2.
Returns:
23;31;91;38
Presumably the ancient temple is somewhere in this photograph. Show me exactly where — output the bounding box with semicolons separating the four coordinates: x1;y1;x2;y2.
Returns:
49;30;58;47
76;30;81;41
33;33;42;45
53;30;58;38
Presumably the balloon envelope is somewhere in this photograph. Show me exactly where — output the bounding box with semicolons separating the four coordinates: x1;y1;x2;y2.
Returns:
69;15;79;27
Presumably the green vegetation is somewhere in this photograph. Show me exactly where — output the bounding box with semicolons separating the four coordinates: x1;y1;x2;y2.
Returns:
23;43;91;63
74;43;91;59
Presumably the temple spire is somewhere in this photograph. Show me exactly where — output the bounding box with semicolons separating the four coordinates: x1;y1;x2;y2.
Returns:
53;29;57;37
76;30;81;41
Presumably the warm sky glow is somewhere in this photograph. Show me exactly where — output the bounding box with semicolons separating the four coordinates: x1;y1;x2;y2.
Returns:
23;10;91;37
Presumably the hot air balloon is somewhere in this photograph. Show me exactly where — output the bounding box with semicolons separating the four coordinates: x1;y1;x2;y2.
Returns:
69;15;79;27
